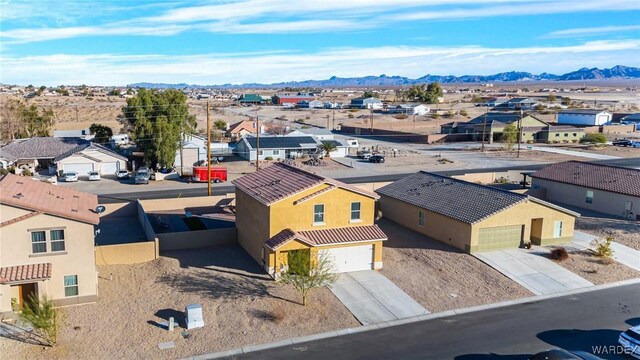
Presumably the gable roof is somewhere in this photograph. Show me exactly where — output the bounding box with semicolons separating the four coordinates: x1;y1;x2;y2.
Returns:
243;136;320;150
228;120;258;134
232;162;378;206
376;172;529;224
530;161;640;197
53;142;127;162
265;225;387;250
0;174;99;225
1;137;89;161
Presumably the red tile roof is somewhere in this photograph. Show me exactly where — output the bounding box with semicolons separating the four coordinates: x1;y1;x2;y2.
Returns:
531;161;640;197
0;174;99;225
0;263;52;284
233;163;378;206
265;225;387;250
0;211;41;228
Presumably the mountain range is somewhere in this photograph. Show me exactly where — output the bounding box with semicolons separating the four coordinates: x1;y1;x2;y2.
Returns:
130;65;640;89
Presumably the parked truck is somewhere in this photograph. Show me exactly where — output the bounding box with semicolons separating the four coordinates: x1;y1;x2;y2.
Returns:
191;166;227;183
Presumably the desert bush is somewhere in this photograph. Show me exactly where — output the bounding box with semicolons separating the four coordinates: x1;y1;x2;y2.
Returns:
305;115;310;120
459;110;468;117
393;114;409;120
20;295;60;346
571;139;578;143
526;140;534;144
549;247;569;261
0;168;8;175
580;133;606;144
347;114;354;118
21;169;33;177
349;108;359;113
431;113;440;119
264;156;273;161
591;237;614;259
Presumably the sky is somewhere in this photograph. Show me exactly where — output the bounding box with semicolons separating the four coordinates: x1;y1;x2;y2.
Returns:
1;0;639;86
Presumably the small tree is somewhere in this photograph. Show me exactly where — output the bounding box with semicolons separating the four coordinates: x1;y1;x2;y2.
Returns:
318;142;337;157
89;123;113;144
547;94;557;102
20;294;60;346
279;250;337;306
561;97;571;106
591;237;614;259
501;123;518;150
580;133;606;144
213;119;227;131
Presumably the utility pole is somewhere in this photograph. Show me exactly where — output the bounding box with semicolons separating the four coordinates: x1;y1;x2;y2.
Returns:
255;112;260;172
413;113;416;129
370;108;374;134
332;108;335;130
206;101;212;196
517;109;523;158
481;106;488;152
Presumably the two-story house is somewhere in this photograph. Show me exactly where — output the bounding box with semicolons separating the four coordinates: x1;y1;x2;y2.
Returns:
0;174;99;316
232;163;387;278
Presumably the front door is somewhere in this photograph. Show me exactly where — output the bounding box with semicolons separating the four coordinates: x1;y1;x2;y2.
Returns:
18;283;37;309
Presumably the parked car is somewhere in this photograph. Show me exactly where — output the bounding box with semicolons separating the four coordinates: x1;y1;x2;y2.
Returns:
134;170;150;184
88;171;101;181
369;155;385;163
116;170;130;179
357;150;372;159
529;349;603;360
619;325;640;359
64;172;78;182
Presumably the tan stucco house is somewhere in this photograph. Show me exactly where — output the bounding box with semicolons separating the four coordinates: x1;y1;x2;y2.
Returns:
0;174;99;316
530;161;640;220
377;172;579;253
232;163;387;278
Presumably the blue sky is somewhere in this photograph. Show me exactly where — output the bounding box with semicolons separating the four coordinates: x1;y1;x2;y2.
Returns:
1;0;639;86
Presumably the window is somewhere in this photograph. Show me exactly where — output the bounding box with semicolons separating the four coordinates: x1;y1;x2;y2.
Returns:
273;150;280;156
555;133;560;137
64;275;78;297
258;150;264;156
553;221;563;238
31;231;46;253
50;229;65;252
573;133;577;137
586;190;594;204
350;202;361;221
418;210;425;227
313;204;325;224
564;133;568;137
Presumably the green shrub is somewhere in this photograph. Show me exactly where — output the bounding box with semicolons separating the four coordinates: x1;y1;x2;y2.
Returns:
0;168;8;175
264;156;273;161
571;139;578;143
591;237;614;259
347;114;354;118
20;294;60;346
459;110;468;117
21;169;33;177
580;133;607;144
393;114;408;120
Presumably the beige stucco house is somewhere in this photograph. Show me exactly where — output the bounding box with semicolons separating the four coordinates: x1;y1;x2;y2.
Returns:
0;174;99;316
377;172;579;253
530;161;640;220
233;163;387;278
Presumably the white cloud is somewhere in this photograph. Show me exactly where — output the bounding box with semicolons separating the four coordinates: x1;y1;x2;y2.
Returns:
2;40;638;86
545;25;640;38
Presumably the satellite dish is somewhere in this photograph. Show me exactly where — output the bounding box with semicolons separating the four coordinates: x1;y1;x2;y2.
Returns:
95;205;106;214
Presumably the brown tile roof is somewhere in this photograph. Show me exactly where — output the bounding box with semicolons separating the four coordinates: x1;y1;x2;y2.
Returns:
0;263;52;284
0;174;99;225
531;161;640;197
232;163;378;206
265;225;387;250
228;120;257;134
0;211;41;228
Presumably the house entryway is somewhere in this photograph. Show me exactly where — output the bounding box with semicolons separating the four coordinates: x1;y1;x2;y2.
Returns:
11;283;37;310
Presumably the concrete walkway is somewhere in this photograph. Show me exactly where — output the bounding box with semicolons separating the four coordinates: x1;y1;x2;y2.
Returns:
328;270;428;325
571;231;640;272
529;146;621;160
474;248;594;295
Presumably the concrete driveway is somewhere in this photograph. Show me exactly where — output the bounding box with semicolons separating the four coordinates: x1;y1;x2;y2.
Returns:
328;270;428;325
572;231;640;272
474;248;594;296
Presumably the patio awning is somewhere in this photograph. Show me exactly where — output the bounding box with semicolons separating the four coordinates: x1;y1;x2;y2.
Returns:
0;263;52;284
265;225;387;251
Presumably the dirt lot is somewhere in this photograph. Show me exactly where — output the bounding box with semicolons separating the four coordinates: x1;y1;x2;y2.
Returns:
482;148;582;162
550;248;639;285
378;220;532;312
575;218;640;251
0;245;358;360
571;145;640;158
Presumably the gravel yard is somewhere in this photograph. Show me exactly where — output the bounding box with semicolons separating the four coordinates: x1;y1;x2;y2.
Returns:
0;245;358;360
378;219;532;312
550;248;639;285
576;217;640;251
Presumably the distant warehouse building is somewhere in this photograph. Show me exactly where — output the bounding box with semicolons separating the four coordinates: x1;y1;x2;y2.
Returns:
273;94;315;106
530;161;640;220
557;110;612;126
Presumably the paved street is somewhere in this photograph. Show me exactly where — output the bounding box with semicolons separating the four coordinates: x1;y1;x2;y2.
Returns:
232;283;640;360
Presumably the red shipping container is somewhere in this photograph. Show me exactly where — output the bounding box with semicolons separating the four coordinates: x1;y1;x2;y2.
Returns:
192;166;227;183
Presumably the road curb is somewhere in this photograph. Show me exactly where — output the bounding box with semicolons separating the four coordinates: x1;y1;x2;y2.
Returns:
181;277;640;360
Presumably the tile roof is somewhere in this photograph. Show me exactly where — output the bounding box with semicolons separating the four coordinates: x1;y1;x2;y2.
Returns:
0;174;99;224
233;163;378;206
229;120;258;134
0;211;41;228
0;263;52;284
1;137;89;161
376;172;527;224
530;161;640;197
266;225;387;250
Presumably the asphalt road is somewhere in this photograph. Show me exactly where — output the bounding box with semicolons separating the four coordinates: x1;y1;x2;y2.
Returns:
234;284;640;360
97;157;640;203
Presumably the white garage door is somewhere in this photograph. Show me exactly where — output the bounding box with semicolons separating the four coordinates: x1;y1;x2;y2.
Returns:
101;162;118;175
63;163;94;175
319;245;373;273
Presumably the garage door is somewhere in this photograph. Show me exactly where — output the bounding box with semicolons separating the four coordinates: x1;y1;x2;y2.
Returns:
63;163;94;175
318;245;373;273
477;225;523;252
101;162;118;175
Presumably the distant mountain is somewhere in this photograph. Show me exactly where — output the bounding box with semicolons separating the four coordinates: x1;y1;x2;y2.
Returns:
128;65;639;89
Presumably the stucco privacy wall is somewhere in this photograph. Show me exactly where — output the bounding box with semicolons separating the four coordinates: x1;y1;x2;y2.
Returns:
95;241;158;265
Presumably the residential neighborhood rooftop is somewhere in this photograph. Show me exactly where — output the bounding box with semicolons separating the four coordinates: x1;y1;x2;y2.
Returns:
531;161;640;197
376;171;529;224
0;137;89;160
243;136;319;149
0;263;52;284
265;225;387;250
0;173;100;224
559;109;611;115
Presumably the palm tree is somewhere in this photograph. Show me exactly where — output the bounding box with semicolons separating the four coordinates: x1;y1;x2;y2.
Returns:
318;142;337;157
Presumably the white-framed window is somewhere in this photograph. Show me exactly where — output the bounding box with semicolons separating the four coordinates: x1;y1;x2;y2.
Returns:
314;204;325;224
64;275;78;297
350;202;361;221
258;150;264;156
418;210;425;227
50;229;65;252
553;220;563;238
586;190;594;204
273;150;280;156
31;231;46;253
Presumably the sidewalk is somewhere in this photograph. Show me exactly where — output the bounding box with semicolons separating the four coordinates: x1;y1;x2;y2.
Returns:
529;146;621;160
